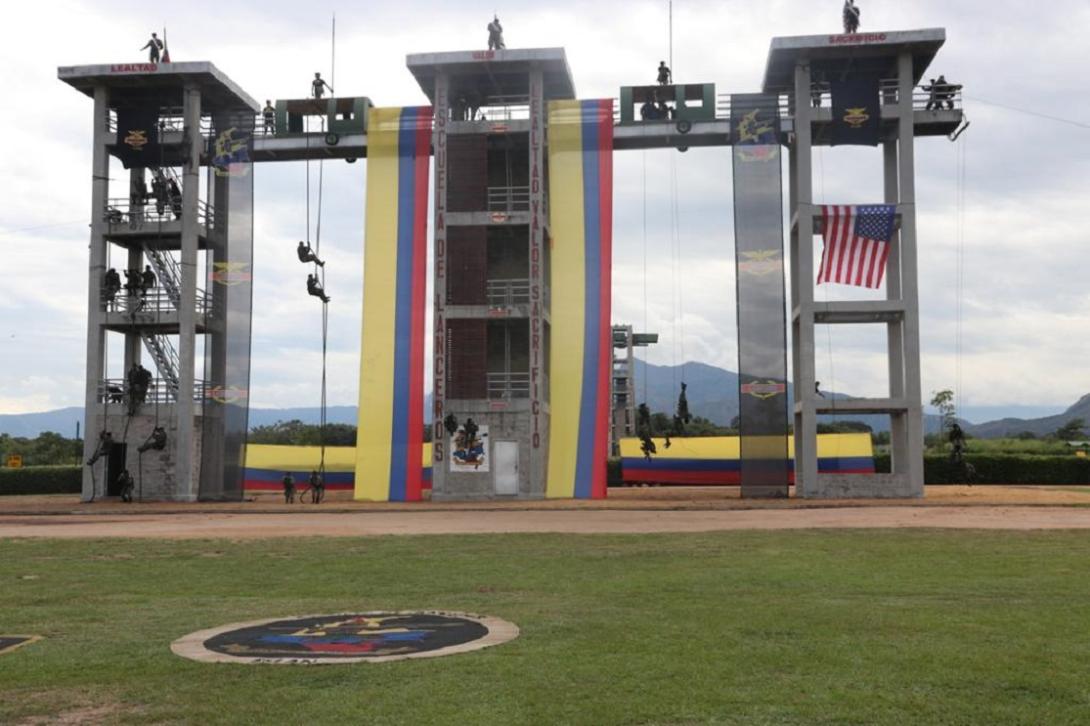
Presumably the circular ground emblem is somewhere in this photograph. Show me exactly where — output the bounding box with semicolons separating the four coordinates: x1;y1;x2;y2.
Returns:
172;611;518;664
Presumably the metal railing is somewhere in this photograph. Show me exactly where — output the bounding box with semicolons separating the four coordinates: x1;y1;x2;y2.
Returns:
98;378;219;405
487;371;530;399
487;185;530;212
104;197;215;229
143;246;182;308
102;287;210;317
140;332;180;391
486;278;530;307
107;110;216;134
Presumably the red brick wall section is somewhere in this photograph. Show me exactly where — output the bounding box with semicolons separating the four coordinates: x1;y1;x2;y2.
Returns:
447;226;488;305
446;135;488;212
447;319;488;399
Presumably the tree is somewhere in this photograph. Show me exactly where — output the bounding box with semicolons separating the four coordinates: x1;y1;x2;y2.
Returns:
1014;430;1037;440
930;389;957;440
1054;418;1087;441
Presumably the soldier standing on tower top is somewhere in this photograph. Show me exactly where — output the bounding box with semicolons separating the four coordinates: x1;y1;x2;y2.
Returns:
141;33;164;63
657;61;672;85
842;0;861;34
487;16;505;50
312;72;333;100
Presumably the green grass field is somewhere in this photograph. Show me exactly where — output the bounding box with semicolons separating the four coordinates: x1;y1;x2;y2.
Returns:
3;531;1089;724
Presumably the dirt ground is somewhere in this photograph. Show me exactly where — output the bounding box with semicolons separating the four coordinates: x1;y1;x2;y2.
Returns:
1;486;1088;538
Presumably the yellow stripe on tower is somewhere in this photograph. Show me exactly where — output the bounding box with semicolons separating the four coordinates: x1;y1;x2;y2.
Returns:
355;108;404;501
546;101;587;499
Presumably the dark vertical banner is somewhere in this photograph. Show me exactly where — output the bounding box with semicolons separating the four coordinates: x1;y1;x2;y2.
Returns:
200;112;255;500
731;94;790;498
830;75;881;146
114;106;161;168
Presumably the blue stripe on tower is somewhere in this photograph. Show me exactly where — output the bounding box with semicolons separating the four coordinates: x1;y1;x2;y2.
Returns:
388;107;419;501
574;100;602;499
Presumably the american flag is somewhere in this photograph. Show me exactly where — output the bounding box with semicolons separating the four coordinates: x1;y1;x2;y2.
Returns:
817;205;896;289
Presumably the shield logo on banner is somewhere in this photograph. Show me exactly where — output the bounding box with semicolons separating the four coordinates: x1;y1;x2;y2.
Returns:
212;262;252;285
740;380;787;400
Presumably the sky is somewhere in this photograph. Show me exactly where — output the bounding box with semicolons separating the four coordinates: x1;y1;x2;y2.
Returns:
1;0;1088;423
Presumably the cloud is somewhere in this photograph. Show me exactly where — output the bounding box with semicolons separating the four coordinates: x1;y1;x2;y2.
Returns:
1;0;1087;417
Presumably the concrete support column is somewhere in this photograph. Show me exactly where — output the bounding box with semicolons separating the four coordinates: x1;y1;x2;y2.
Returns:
174;85;202;501
431;71;450;495
896;52;925;492
81;85;110;501
883;138;908;474
791;61;818;496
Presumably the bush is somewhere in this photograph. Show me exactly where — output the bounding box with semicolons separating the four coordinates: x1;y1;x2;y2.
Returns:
0;466;82;496
873;453;1089;485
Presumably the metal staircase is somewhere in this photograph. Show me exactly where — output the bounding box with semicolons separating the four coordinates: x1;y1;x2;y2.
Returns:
142;245;182;308
140;331;180;396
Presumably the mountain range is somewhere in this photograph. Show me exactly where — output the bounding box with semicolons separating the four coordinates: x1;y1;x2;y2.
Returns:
1;363;1085;439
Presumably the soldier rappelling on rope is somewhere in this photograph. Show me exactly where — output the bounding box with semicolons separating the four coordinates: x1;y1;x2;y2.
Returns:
307;273;330;303
672;382;692;436
637;403;657;461
137;426;168;454
297;241;325;267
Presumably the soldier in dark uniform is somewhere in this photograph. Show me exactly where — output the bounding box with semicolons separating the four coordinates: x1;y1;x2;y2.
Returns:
140;33;164;63
86;431;113;466
657;61;672;85
141;265;156;297
118;469;135;502
308;470;325;504
842;0;860;34
487;16;505;50
282;472;295;503
297;241;325;267
637;403;657;461
151;172;167;216
138;426;168;453
312;73;333;100
949;422;966;464
307;274;330;303
166;178;182;219
262;100;276;134
104;268;122;306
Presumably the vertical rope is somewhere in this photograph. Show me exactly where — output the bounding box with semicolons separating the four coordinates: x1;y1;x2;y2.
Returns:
817;146;834;411
955;133;967;417
641;151;649;402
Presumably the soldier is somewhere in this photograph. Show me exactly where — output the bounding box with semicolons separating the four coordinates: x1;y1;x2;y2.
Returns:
842;0;860;34
297;240;325;267
138;426;168;453
140;32;164;63
104;268;122;306
262;100;276;134
118;469;135;502
312;72;333;100
307;274;330;303
86;431;113;466
637;403;657;461
487;15;505;50
657;61;672;85
282;471;295;504
949;422;966;464
308;470;325;504
151;172;167;216
935;75;960;110
166;178;182;219
141;265;156;298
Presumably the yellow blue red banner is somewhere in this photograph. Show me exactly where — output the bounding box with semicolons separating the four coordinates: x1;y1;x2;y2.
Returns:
355;107;432;501
546;99;613;499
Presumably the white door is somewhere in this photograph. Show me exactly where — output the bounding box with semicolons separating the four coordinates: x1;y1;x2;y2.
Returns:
493;441;519;495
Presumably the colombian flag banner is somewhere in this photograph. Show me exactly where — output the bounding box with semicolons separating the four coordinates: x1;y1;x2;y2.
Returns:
355;107;432;501
546;99;613;499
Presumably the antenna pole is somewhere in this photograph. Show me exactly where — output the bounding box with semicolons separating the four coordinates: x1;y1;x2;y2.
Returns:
330;13;337;94
668;1;673;73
